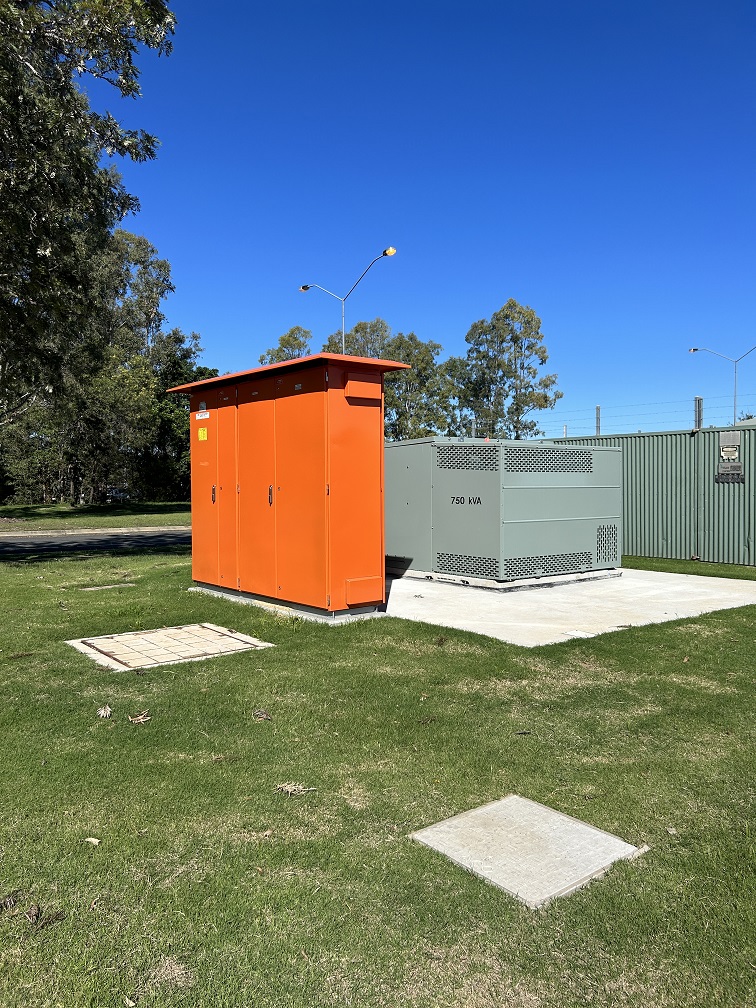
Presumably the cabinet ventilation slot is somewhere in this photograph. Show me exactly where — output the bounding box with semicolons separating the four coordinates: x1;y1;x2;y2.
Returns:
501;552;592;580
597;524;619;563
503;448;593;473
436;445;499;471
435;552;500;579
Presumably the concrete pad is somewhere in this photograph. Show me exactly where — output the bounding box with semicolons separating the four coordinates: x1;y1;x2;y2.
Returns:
411;794;645;908
68;622;273;670
385;568;756;646
189;584;384;624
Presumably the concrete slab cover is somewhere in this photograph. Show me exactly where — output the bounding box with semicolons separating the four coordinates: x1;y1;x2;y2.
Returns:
411;794;645;908
68;623;273;670
385;568;756;646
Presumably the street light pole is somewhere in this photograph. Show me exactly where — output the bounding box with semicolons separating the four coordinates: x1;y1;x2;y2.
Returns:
689;345;756;424
299;247;396;354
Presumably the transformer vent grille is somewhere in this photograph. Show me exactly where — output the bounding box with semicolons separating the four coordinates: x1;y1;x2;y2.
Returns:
597;524;619;564
502;552;592;580
436;445;499;471
436;552;500;579
503;448;593;473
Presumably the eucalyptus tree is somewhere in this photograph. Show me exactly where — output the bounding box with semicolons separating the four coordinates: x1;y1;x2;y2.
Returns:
0;0;176;421
259;327;313;365
0;231;214;503
450;299;562;439
383;331;455;441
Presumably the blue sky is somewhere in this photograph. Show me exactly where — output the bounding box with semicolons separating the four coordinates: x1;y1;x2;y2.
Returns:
104;0;755;436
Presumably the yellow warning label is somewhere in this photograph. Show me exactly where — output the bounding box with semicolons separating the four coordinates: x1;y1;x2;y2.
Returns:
198;427;208;441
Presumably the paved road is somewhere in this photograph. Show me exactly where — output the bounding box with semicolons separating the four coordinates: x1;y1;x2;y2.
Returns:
0;527;191;560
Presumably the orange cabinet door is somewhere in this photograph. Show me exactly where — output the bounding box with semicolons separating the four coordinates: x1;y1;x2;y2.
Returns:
217;387;238;589
237;380;277;598
326;365;386;609
273;369;328;608
189;391;219;585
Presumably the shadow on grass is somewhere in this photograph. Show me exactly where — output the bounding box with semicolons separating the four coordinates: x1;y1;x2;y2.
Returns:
0;534;191;564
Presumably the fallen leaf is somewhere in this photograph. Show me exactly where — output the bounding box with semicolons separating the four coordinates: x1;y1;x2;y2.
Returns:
666;826;678;835
97;705;112;719
0;890;22;911
253;709;272;721
124;997;137;1008
83;837;101;846
128;710;151;724
25;904;41;925
683;656;689;663
274;781;316;796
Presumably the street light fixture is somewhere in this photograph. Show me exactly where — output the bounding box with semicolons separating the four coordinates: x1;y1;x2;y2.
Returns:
299;247;397;354
689;345;756;424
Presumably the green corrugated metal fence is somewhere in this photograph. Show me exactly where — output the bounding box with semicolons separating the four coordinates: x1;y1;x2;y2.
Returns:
552;425;755;565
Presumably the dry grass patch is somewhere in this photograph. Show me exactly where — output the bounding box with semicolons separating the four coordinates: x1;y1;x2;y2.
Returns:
369;635;487;657
141;955;196;995
664;674;739;695
381;937;546;1008
672;621;728;639
451;676;519;698
338;779;371;810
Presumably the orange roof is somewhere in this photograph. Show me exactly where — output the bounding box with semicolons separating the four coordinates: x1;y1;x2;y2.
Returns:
168;352;410;394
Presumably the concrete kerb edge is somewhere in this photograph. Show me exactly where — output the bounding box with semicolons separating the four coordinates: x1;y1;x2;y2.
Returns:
188;584;387;625
0;525;192;538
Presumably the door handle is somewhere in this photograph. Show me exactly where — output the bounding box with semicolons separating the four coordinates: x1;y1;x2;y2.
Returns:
268;485;273;506
212;484;216;504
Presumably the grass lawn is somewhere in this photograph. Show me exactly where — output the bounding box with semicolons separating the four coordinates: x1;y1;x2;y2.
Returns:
624;554;756;581
0;502;190;532
0;547;753;1007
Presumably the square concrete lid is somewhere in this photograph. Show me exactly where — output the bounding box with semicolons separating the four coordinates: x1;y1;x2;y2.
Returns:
411;794;645;908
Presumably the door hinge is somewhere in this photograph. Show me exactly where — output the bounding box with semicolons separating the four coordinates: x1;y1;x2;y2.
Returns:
237;484;240;494
326;484;330;495
325;370;329;383
326;595;331;607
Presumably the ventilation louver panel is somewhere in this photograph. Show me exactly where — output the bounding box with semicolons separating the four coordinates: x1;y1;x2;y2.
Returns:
597;524;619;564
436;552;500;579
501;552;593;580
503;448;593;473
436;445;499;471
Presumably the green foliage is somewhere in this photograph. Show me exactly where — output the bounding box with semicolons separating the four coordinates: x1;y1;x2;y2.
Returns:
383;331;456;441
258;326;312;365
322;317;392;357
0;231;214;504
316;306;562;441
320;319;455;440
451;298;563;439
0;0;175;403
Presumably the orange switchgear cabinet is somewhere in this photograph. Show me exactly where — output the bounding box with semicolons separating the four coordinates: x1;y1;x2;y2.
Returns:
169;353;409;615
